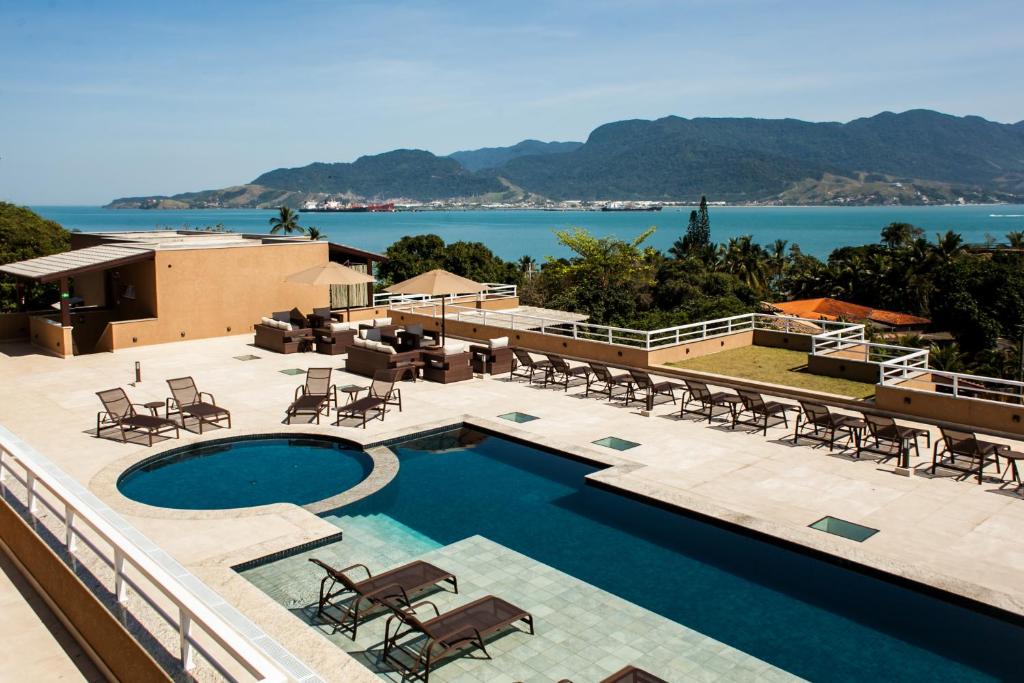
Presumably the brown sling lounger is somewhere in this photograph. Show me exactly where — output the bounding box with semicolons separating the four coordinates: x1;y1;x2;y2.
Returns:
95;388;180;446
286;367;335;424
308;558;457;639
165;376;231;433
382;595;534;682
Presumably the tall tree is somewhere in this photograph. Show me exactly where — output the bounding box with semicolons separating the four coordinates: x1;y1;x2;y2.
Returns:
1006;231;1024;249
880;222;923;249
268;206;304;235
0;203;71;312
695;196;711;245
669;210;701;258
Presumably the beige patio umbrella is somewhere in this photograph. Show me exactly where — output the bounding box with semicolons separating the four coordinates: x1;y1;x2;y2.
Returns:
285;261;375;319
384;269;486;344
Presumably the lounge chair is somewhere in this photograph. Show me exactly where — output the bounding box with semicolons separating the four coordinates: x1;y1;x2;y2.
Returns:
679;379;739;423
599;666;670;683
626;369;684;410
932;428;1008;484
286;368;335;424
334;369;400;428
733;389;799;436
793;401;864;452
165;377;231;434
308;558;457;639
544;354;591;391
585;362;633;401
859;413;931;467
510;348;553;384
95;388;180;446
382;595;534;682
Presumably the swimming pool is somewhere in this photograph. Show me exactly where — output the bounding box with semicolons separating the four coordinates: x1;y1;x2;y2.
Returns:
326;427;1022;682
118;436;372;510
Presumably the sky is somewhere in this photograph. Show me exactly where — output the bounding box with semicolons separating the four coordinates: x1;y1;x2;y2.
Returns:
1;0;1022;205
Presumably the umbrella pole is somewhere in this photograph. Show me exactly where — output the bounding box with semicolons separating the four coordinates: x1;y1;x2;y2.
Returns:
441;298;446;346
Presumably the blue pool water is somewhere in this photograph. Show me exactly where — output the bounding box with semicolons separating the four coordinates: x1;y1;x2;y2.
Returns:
118;437;372;510
331;428;1022;682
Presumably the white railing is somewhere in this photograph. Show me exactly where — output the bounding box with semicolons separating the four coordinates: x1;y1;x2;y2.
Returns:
879;364;1024;405
372;283;517;308
0;426;294;683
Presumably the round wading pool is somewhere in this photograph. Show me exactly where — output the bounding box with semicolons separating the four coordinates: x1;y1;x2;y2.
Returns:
117;436;374;510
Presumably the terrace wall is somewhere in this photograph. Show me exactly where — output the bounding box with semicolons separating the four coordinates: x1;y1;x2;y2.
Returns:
29;315;72;358
751;329;814;352
807;354;882;384
0;311;31;341
876;382;1024;436
647;331;753;365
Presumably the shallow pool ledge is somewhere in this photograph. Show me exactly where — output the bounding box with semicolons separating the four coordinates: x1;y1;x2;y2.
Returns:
304;446;399;514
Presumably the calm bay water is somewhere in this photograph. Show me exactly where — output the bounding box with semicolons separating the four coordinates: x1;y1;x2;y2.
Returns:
31;205;1024;260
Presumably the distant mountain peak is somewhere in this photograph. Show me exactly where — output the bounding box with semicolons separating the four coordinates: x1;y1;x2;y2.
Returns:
448;139;582;172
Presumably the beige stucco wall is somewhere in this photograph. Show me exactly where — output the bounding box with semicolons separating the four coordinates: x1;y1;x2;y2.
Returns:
751;329;814;352
876;383;1024;436
101;242;328;351
29;316;72;358
0;312;31;341
806;353;882;384
647;331;754;365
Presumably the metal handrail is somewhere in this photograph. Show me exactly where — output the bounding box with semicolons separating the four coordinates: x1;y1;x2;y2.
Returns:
0;426;291;682
879;362;1024;405
372;283;518;308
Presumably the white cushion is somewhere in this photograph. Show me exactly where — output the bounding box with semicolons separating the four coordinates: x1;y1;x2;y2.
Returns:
352;337;368;348
379;343;397;354
447;342;468;354
329;321;349;332
488;336;508;349
358;328;369;339
274;319;288;330
373;317;392;327
260;316;273;327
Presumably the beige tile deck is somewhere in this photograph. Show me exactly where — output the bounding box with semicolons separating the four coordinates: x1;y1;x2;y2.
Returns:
2;334;1024;681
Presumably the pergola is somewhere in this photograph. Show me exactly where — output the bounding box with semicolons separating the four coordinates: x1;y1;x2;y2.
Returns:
0;245;153;325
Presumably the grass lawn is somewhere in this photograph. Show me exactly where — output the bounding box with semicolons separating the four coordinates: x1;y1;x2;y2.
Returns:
666;345;876;399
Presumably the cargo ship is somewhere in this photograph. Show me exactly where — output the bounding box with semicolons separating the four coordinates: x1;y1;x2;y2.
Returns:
300;200;395;213
600;202;662;212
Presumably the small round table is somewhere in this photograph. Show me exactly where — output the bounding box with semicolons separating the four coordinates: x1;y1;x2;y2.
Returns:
1001;450;1024;494
143;401;165;417
337;385;365;406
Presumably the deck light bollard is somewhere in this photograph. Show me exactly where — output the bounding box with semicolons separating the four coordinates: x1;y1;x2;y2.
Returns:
135;361;141;384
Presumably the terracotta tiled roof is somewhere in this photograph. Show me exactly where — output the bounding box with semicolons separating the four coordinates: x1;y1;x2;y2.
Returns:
769;298;930;327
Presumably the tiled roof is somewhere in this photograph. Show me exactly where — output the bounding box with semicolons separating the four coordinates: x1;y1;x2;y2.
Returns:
0;245;152;282
770;298;930;327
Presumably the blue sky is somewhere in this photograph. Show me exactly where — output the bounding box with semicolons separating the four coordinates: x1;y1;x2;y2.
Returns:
1;0;1021;204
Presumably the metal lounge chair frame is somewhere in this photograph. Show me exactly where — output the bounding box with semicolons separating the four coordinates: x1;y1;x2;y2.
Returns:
165;376;231;433
626;369;684;410
859;413;930;468
382;595;534;682
679;380;737;423
95;388;180;446
544;354;591;391
932;427;1008;484
334;369;399;428
733;389;799;435
793;400;861;452
510;348;553;384
585;362;632;401
308;558;457;639
286;367;336;424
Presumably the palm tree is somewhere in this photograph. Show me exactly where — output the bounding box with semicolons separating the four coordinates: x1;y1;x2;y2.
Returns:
1007;231;1024;249
518;255;536;277
931;230;964;263
306;226;324;241
269;206;304;235
880;222;923;250
720;235;767;291
928;343;965;373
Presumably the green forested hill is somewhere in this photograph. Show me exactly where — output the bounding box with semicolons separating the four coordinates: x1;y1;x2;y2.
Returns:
106;110;1024;207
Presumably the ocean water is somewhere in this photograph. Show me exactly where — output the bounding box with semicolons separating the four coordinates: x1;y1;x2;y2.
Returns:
31;204;1024;260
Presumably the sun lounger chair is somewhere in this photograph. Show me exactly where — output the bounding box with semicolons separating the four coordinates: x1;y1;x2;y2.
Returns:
544;354;591;391
626;369;684;410
510;348;554;384
382;595;534;682
679;380;739;423
932;428;1008;484
733;389;799;435
599;665;670;683
585;362;633;401
286;368;335;424
165;377;231;434
95;388;180;446
334;369;400;428
859;413;931;468
793;400;864;452
309;558;457;639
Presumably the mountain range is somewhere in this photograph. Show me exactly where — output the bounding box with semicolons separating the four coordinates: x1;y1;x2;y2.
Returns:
106;110;1024;208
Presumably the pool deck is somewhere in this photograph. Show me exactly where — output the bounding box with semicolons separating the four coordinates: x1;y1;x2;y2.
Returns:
3;334;1024;680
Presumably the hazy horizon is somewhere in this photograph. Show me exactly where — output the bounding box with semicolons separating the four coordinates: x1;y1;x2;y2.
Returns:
2;0;1022;205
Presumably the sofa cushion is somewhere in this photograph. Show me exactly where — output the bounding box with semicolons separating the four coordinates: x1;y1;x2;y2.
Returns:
272;311;290;324
330;321;350;332
352;337;369;348
373;317;392;327
447;342;468;354
260;316;274;327
379;343;397;354
406;323;424;336
488;336;509;349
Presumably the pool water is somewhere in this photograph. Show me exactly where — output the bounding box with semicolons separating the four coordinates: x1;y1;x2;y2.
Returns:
330;428;1022;682
118;437;372;510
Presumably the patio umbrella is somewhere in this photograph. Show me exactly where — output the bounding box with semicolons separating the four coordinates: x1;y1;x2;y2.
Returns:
285;261;375;319
384;269;486;344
